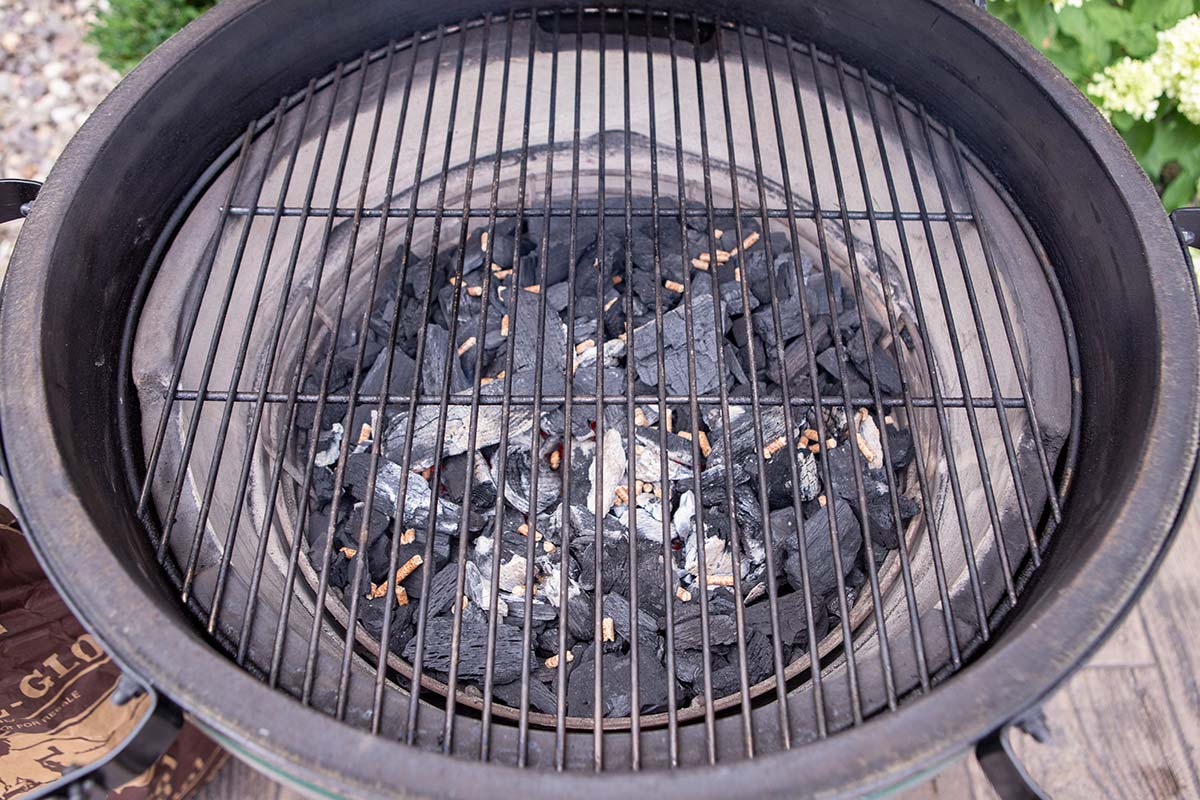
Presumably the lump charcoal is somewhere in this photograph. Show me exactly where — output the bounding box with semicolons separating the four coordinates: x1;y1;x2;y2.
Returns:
491;677;559;714
567;645;668;717
763;445;821;509
576;534;629;595
816;347;871;397
437;282;483;338
565;590;596;642
506;289;568;395
602;593;659;648
885;423;915;469
404;617;528;684
725;342;751;389
439;452;470;504
382;404;535;471
670;610;738;650
847;333;904;396
495;447;560;515
633;430;693;484
546;281;571;313
342;454;475;538
719;277;759;315
463;559;508;616
751;297;808;351
770;497;862;599
342;502;390;550
631;292;720;396
634;538;669;622
359;346;418;400
707;629;774;697
743;589;827;649
702;407;788;492
673;648;706;687
421;325;471;396
501;598;559;625
424;561;465;618
806;271;842;316
403;256;443;299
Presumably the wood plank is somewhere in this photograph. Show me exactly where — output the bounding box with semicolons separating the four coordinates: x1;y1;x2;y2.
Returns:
193;755;307;800
1008;665;1193;799
1134;494;1200;793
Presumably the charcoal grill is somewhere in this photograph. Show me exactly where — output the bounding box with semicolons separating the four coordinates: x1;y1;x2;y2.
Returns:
1;1;1198;798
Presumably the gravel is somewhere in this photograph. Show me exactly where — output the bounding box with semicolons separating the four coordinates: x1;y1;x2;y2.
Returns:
0;1;118;281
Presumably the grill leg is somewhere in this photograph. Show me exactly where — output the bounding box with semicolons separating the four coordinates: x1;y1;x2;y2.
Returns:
976;719;1048;800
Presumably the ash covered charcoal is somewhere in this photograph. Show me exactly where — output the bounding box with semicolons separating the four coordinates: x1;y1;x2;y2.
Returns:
297;200;920;717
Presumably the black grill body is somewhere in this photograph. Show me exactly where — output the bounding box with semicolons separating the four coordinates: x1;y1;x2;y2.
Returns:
1;1;1197;798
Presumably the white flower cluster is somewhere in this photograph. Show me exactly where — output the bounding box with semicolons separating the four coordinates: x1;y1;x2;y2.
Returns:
1086;14;1200;125
1087;56;1165;121
1154;14;1200;124
1052;0;1084;12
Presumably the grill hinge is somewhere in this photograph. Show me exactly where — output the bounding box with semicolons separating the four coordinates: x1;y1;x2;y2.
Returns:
0;178;41;224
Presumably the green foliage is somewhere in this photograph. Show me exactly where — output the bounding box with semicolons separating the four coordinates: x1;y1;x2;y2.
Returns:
991;0;1200;209
87;0;217;74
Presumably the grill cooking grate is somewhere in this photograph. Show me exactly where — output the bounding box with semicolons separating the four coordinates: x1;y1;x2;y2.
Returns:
126;7;1078;771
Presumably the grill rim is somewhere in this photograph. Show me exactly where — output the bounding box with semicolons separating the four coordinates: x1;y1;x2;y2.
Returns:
2;0;1197;796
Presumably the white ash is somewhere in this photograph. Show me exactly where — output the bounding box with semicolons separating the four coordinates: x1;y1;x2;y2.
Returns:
314;423;344;468
586;428;626;519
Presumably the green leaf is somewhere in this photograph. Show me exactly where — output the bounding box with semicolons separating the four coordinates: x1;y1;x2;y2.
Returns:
1015;0;1057;49
1161;166;1200;210
1153;0;1195;28
1083;3;1134;43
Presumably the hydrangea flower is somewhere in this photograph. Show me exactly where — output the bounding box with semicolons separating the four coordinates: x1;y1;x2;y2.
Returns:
1152;14;1200;125
1087;56;1165;121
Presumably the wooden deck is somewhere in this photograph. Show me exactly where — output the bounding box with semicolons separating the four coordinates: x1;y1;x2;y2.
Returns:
197;496;1200;799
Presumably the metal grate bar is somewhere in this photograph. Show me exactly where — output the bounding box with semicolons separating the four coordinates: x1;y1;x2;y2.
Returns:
695;15;758;759
757;21;832;741
554;8;584;768
723;24;795;751
668;13;718;763
833;56;956;680
643;8;681;766
826;53;935;689
949;128;1064;523
781;33;866;726
592;9;609;768
619;9;644;768
891;86;1019;607
919;108;1043;566
806;38;900;714
223;205;979;223
178;98;294;603
170;389;1033;408
366;31;427;736
202;84;319;635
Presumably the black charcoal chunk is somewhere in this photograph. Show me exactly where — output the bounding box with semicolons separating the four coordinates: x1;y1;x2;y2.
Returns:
497;447;561;515
771;497;862;599
671;609;738;650
602;593;659;647
567;645;668;717
403;617;528;684
421;326;470;396
425;562;465;618
506;289;567;395
492;678;559;714
632;292;719;395
848;334;904;395
743;590;826;649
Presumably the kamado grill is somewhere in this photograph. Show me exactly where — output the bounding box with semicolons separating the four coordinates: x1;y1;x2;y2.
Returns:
2;1;1198;798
